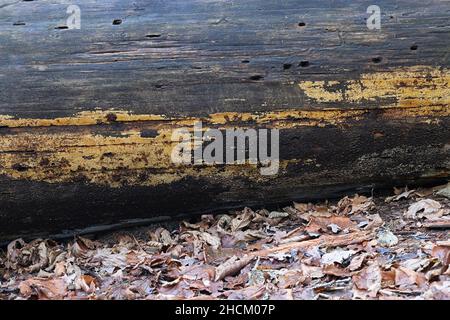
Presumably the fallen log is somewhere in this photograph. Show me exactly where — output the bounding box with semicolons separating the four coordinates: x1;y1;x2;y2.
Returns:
0;0;449;241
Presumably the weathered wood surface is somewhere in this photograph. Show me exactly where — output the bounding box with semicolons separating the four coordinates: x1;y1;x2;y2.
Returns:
0;0;449;241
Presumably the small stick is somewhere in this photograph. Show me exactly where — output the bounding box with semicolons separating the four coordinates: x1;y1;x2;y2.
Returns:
249;231;373;258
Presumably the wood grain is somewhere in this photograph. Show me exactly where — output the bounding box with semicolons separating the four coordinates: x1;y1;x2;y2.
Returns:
0;0;448;241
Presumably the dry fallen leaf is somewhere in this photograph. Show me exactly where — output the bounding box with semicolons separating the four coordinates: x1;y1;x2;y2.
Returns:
199;231;221;250
224;285;266;300
19;277;67;300
338;195;375;215
230;208;254;232
75;274;98;293
6;238;66;275
306;215;357;234
321;248;355;266
405;199;443;219
2;188;449;301
423;281;450;300
436;183;450;199
352;263;382;298
277;269;306;288
293;202;309;213
300;264;324;279
154;227;174;246
214;255;254;281
385;189;415;203
348;253;369;271
322;264;355;277
70;236;97;259
431;244;450;266
394;266;427;288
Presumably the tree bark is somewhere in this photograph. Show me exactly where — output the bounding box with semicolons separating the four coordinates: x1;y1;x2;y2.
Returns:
0;0;448;241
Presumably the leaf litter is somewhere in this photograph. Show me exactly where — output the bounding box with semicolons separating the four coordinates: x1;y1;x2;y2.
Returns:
0;188;449;300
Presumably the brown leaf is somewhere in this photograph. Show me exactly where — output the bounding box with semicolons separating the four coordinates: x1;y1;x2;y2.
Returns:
19;277;67;299
153;227;174;246
277;269;306;288
6;239;64;274
394;266;427;288
76;274;98;293
214;255;254;281
27;241;50;273
181;264;215;282
91;248;128;274
352;263;382;298
431;243;450;266
423;281;450;299
54;261;66;276
365;214;384;230
381;269;396;287
405;199;444;219
230;208;254;232
224;285;265;300
294;204;331;221
293;202;309;213
385;189;415;203
232;229;267;244
349;253;369;271
6;238;26;270
338;195;375;215
224;272;249;290
70;236;97;258
183;230;221;250
436;183;450;199
306;215;358;234
323;264;355;277
300;264;324;279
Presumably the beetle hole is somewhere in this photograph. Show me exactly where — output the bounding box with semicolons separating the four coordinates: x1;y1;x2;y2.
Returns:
249;75;263;81
371;57;382;63
102;152;114;158
106;113;117;122
299;60;310;67
12;164;29;172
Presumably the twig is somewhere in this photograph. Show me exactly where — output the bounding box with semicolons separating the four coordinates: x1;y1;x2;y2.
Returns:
423;220;450;229
249;231;373;258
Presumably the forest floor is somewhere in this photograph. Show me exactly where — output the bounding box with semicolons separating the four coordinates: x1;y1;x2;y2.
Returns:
0;184;449;300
